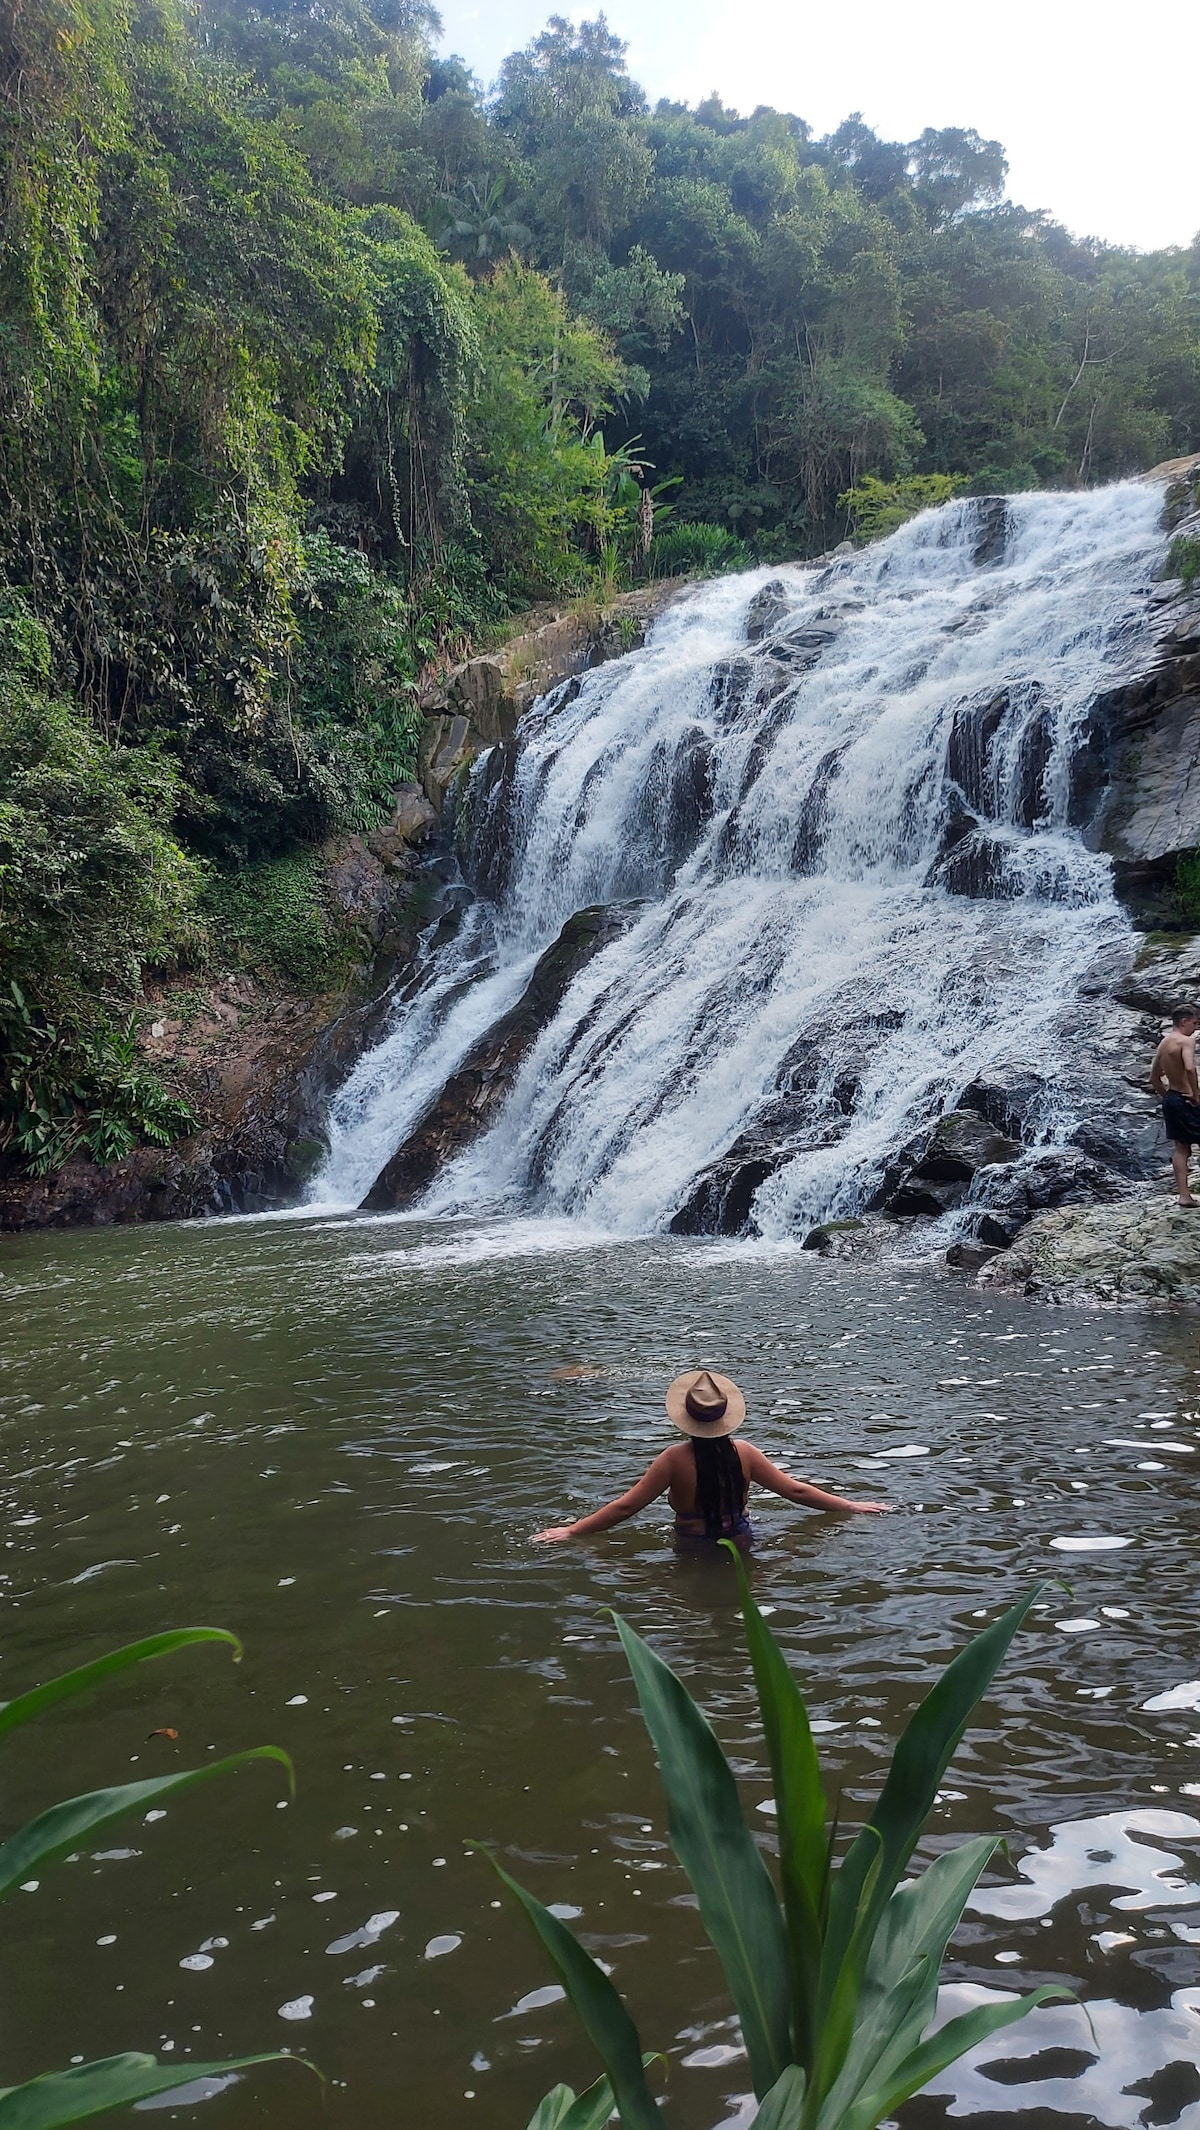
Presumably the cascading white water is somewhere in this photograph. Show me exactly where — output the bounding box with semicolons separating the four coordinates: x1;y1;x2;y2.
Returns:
310;481;1165;1233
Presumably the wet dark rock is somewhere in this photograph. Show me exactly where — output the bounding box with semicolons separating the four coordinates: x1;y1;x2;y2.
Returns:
790;746;845;873
661;726;715;869
971;496;1010;568
1012;701;1053;828
363;904;639;1211
918;1109;1023;1180
885;1110;1019;1218
744;580;793;642
930;787;980;867
966;1148;1129;1245
945;1240;1001;1273
801;1219;865;1253
946;691;1008;814
668;1144;785;1237
929;829;1019;899
960;1065;1049;1140
710;657;755;726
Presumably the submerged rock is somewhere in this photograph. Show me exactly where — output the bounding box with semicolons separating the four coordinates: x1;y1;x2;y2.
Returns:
981;1194;1200;1304
363;904;638;1210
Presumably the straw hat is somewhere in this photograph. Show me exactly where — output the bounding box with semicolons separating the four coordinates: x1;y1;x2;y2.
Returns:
665;1368;746;1438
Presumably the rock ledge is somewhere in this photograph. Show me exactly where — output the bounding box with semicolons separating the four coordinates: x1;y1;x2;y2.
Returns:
981;1194;1200;1305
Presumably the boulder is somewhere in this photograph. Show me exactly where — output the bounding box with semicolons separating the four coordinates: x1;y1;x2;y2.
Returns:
966;1147;1129;1245
418;711;475;811
801;1219;865;1254
981;1194;1200;1305
883;1108;1020;1217
971;496;1010;567
744;580;793;642
363;904;639;1210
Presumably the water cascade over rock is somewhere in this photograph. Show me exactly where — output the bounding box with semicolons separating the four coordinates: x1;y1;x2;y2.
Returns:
310;483;1168;1240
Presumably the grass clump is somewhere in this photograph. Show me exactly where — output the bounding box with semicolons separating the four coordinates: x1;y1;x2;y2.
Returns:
201;851;359;992
1166;533;1200;593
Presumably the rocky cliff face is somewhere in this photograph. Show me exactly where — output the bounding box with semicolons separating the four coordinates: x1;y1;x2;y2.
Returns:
1088;456;1200;914
0;587;676;1232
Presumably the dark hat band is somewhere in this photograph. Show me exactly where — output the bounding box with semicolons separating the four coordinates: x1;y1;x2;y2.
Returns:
685;1386;728;1423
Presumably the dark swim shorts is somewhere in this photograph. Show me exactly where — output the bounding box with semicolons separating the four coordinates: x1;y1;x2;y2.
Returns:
1163;1090;1200;1146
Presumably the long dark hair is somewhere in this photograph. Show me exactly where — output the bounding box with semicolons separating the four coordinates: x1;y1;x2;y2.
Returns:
691;1435;746;1537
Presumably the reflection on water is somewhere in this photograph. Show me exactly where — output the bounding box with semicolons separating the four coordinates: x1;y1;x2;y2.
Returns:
3;1212;1200;2128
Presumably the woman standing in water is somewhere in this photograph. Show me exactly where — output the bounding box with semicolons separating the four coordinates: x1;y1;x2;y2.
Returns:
533;1369;888;1545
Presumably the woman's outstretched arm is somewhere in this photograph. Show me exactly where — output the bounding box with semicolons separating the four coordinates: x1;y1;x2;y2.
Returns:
744;1443;889;1514
534;1448;677;1543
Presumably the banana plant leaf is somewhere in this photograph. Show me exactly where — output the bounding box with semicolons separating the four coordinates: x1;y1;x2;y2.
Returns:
481;1851;661;2130
0;1748;293;1900
525;2066;653;2130
613;1612;792;2099
819;1589;1046;2029
0;1632;242;1743
751;2065;808;2130
833;1983;1073;2130
0;2050;306;2130
725;1545;827;2070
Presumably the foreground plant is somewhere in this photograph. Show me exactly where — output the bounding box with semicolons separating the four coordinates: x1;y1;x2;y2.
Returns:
0;1628;304;2129
491;1568;1068;2130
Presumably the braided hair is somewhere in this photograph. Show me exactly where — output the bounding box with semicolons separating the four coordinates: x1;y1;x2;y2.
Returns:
691;1435;746;1537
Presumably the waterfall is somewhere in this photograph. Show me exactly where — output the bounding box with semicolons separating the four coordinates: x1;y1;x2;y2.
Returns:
309;481;1165;1235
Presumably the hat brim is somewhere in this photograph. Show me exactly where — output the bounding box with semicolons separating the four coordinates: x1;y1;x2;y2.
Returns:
665;1369;747;1437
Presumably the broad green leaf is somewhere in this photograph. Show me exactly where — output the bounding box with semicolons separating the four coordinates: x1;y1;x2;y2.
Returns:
525;2085;583;2130
813;1953;934;2130
809;1831;881;2112
0;1749;293;1900
0;1631;242;1743
750;2065;807;2130
0;2051;303;2130
613;1611;793;2100
821;1590;1043;2021
481;1851;660;2130
816;1836;1001;2124
525;2071;626;2130
725;1543;826;2071
837;1984;1073;2130
526;2084;576;2130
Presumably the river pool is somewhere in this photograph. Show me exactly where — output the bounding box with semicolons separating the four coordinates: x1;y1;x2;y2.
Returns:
3;1212;1200;2129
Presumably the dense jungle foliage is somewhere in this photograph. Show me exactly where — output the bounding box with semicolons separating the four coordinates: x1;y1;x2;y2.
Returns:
2;0;1199;1173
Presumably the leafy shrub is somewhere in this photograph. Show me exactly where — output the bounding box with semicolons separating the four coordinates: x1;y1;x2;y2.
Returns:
489;1568;1065;2130
202;850;357;990
1173;849;1200;926
0;1628;302;2126
839;473;966;543
1167;533;1200;593
0;677;201;1014
0;982;195;1175
646;521;750;578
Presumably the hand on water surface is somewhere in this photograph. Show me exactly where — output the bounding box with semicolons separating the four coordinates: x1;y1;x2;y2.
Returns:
533;1526;576;1543
848;1500;890;1513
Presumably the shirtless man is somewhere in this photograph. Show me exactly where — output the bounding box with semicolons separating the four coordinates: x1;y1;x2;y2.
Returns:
1150;1004;1200;1206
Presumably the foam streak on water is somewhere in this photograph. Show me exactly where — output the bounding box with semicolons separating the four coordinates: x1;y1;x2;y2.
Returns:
311;483;1163;1224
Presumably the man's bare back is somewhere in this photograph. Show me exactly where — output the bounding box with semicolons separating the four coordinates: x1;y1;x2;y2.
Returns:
1150;1027;1200;1099
1151;1007;1200;1206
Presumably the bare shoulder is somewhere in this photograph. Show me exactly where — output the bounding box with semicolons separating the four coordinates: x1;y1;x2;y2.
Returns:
738;1437;774;1474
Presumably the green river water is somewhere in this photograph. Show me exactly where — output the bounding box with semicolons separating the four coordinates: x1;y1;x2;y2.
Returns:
3;1210;1200;2130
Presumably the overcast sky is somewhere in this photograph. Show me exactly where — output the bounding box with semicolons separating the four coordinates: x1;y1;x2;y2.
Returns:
436;0;1199;252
